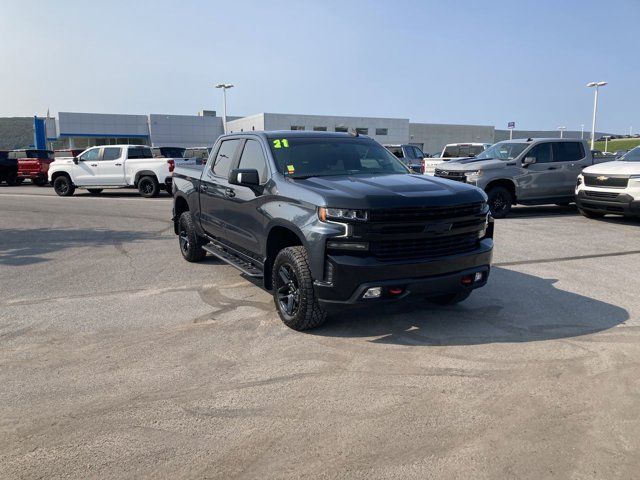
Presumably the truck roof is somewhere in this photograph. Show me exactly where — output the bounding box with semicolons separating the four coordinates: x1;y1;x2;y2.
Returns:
221;130;370;141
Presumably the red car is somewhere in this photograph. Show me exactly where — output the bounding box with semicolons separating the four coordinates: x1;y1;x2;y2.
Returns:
54;149;84;160
11;149;55;186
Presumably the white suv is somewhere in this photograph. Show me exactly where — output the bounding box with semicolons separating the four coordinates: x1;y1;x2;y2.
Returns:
576;146;640;219
49;145;174;197
422;143;491;175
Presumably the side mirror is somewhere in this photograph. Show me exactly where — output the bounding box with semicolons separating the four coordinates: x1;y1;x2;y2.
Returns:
229;168;260;187
523;156;536;166
73;157;79;164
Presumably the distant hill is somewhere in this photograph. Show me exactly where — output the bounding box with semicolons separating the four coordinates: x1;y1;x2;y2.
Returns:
0;117;34;150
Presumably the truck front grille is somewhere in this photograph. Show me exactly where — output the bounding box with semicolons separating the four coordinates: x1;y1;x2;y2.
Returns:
584;190;620;199
584;174;629;188
369;202;484;223
434;170;467;183
370;232;479;261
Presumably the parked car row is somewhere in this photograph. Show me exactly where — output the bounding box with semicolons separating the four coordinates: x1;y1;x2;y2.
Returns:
0;144;213;198
431;138;620;218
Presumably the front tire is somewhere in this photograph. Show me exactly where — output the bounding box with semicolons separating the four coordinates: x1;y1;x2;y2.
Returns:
579;208;605;219
178;212;206;262
428;291;472;305
53;176;75;197
138;176;159;198
87;188;103;195
272;246;326;331
486;186;513;218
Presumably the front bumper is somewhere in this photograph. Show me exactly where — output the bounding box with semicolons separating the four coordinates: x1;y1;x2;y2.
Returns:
576;190;640;216
314;238;493;305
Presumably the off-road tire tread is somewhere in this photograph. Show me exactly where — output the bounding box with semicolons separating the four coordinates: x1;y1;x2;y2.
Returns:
273;246;326;331
179;212;206;262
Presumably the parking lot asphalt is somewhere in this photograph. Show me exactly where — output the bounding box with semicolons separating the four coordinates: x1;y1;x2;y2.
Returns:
1;185;640;479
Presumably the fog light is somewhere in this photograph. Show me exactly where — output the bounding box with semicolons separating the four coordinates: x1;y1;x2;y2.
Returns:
363;287;382;299
461;275;474;286
474;272;484;282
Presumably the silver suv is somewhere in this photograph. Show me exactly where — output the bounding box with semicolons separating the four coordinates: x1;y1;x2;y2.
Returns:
435;138;600;218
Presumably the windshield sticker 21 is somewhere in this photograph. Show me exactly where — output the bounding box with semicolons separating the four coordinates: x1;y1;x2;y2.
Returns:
287;165;295;174
273;139;289;149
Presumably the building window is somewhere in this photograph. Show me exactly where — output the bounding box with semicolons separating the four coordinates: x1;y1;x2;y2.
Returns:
313;126;327;131
375;128;388;136
356;127;368;135
335;126;348;132
290;125;305;130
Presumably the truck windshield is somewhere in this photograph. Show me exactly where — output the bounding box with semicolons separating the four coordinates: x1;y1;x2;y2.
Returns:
475;142;528;161
270;137;409;178
621;147;640;162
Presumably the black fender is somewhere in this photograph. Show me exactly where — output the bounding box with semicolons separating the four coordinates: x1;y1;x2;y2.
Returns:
134;170;158;186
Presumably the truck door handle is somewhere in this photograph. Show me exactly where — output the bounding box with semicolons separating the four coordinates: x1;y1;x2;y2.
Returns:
225;188;235;198
547;166;557;170
90;163;98;167
115;163;122;166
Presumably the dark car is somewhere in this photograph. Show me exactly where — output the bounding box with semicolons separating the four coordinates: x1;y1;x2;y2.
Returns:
10;149;54;185
383;144;425;173
172;131;494;330
152;146;186;158
0;150;19;185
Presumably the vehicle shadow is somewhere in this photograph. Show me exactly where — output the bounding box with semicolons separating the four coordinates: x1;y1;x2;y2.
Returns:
0;228;163;266
309;267;628;346
506;205;579;218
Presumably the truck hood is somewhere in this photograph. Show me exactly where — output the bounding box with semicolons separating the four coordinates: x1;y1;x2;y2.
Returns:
583;161;640;176
290;173;486;209
438;158;507;171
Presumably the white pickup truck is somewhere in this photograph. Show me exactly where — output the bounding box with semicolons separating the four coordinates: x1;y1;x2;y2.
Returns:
422;143;491;175
49;145;174;197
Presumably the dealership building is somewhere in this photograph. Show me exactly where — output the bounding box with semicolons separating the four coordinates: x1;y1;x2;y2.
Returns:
39;110;600;154
41;110;496;154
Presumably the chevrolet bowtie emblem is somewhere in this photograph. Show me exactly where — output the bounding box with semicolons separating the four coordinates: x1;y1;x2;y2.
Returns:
596;176;609;181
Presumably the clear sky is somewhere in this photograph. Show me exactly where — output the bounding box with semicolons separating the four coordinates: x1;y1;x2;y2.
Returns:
0;0;637;133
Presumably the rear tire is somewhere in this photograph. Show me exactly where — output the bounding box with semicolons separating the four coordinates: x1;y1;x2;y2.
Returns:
6;172;18;186
486;186;513;218
53;176;75;197
138;176;159;198
87;188;103;195
428;291;472;305
178;211;206;262
272;246;327;331
579;208;605;219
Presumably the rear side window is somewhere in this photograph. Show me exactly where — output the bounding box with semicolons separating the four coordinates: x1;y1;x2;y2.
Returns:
527;143;552;163
9;151;25;159
238;140;268;183
387;146;403;158
212;139;241;178
552;142;584;162
128;147;153;159
413;146;425;158
102;148;122;161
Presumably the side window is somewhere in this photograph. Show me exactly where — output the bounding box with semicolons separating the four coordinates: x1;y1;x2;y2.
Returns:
212;139;241;178
80;148;100;162
413;146;425;158
552;142;584;162
102;147;122;161
238;140;268;183
527;143;552;163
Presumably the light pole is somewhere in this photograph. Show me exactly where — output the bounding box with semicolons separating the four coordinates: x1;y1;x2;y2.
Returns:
215;83;234;133
581;124;585;139
603;135;611;152
587;81;607;150
558;126;566;138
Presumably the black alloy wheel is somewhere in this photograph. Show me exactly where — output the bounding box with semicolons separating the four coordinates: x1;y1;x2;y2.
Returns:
275;264;301;319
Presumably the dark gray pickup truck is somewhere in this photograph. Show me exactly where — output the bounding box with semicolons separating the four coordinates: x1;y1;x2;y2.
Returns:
172;131;494;330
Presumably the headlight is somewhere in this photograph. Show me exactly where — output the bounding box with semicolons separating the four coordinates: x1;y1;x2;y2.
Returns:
466;170;483;180
577;174;583;186
318;207;368;222
630;175;640;180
